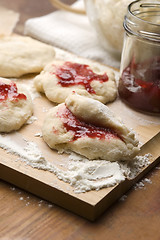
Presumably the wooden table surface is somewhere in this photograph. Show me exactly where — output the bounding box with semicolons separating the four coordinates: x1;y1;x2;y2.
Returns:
0;0;160;239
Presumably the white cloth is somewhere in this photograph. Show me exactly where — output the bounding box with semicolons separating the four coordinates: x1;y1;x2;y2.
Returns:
24;1;120;68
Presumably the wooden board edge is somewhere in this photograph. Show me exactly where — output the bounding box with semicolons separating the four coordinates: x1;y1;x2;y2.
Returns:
0;163;97;220
92;132;160;221
93;156;160;221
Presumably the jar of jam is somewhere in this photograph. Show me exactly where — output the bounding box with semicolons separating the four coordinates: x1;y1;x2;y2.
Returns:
118;0;160;113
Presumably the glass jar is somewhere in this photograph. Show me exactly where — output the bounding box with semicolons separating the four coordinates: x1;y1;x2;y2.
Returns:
118;0;160;114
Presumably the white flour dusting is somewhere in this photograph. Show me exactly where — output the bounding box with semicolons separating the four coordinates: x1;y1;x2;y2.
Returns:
10;185;54;208
134;178;152;190
26;115;38;124
119;153;152;180
0;133;45;164
119;194;127;201
34;132;42;137
0;133;152;193
24;81;41;100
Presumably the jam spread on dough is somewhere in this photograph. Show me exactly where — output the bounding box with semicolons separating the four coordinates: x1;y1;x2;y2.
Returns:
57;106;120;141
118;57;160;113
54;62;108;94
0;81;26;101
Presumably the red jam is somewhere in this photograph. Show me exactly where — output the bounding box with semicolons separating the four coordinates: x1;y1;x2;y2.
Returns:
118;57;160;113
57;106;120;141
54;62;108;94
0;81;26;102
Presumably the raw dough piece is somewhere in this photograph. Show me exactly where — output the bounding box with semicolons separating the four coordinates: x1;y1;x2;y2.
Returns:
34;60;117;104
0;35;55;77
0;78;33;132
42;93;139;161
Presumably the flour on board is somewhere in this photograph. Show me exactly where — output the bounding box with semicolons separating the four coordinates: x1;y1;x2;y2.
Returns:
0;133;151;193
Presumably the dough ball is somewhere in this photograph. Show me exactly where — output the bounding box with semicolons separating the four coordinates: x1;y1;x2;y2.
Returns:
34;60;117;104
0;78;33;132
42;93;139;161
0;35;55;77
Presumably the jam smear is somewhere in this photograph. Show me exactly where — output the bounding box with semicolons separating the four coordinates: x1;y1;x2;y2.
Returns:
54;62;108;94
0;81;27;102
57;106;120;141
118;57;160;113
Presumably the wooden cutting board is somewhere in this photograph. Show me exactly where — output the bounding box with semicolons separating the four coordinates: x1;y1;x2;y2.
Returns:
0;48;160;221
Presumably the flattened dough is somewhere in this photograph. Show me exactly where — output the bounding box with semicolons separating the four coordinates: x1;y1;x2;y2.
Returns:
0;35;55;77
42;93;139;161
34;59;117;104
0;78;33;132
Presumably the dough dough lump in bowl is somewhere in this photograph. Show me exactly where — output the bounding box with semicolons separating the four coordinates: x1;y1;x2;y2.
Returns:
42;93;140;161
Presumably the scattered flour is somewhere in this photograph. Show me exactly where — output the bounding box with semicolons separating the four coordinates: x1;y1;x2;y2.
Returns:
42;107;48;113
0;133;45;165
9;185;54;208
0;133;152;193
127;111;160;126
134;178;152;190
34;132;42;137
155;166;160;170
26;115;38;124
119;153;152;180
119;194;127;201
23;81;41;100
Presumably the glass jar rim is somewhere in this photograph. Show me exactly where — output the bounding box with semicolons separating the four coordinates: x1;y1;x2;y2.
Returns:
129;0;160;26
124;0;160;42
